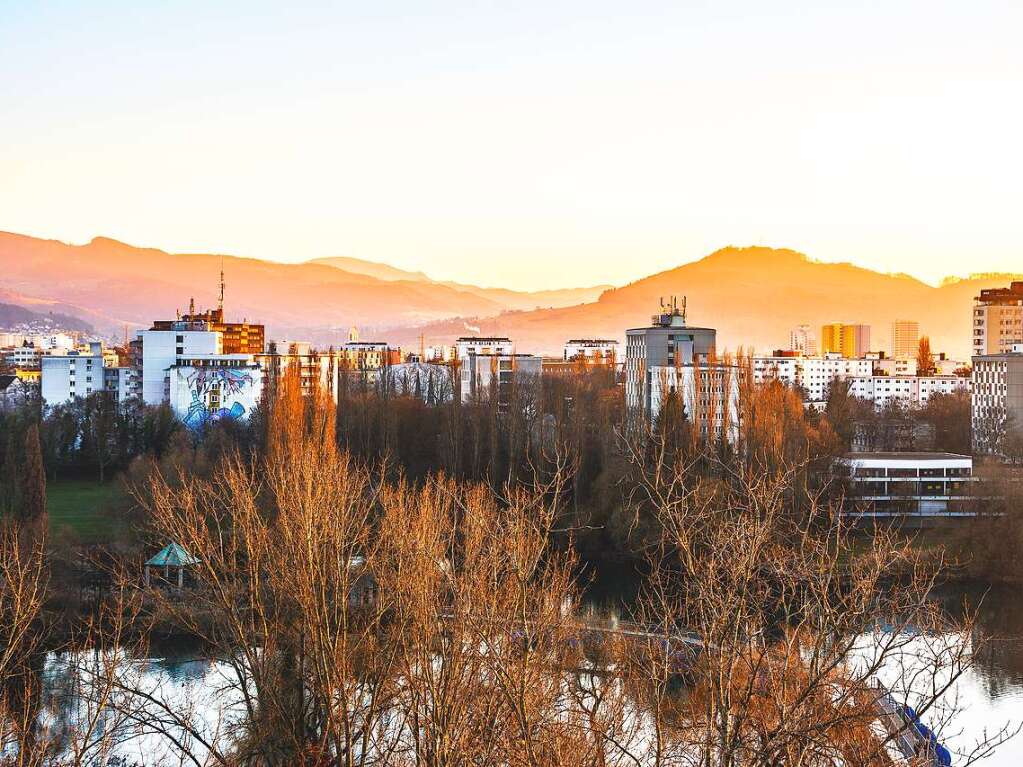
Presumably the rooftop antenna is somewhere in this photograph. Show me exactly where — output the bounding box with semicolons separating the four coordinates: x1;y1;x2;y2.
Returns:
218;255;225;312
189;296;195;316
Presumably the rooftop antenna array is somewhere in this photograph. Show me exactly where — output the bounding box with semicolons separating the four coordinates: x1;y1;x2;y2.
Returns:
219;255;225;312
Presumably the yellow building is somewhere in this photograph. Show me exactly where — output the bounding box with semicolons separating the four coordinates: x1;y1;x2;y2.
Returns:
820;323;871;358
14;368;41;383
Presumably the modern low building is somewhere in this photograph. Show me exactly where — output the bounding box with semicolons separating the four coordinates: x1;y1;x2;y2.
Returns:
972;344;1023;455
840;452;977;517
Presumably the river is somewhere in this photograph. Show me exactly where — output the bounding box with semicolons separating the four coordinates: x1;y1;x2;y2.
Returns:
25;580;1023;765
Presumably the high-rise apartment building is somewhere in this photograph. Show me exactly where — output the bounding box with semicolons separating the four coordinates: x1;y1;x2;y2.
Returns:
624;299;737;441
820;323;871;358
890;320;920;360
972;282;1023;357
789;325;818;356
972;344;1023;455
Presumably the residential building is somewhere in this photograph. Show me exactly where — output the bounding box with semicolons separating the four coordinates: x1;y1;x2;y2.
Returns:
890;320;920;360
753;353;873;402
645;363;740;443
840;452;977;517
847;375;969;410
789;324;818;356
257;343;347;402
625;298;734;436
340;341;401;371
455;336;514;360
382;362;455;403
563;339;618;364
459;353;542;407
151;304;264;355
40;343;106;406
136;323;221;405
40;341;140;407
820;323;871;358
972;344;1023;454
5;344;41;369
168;355;263;431
972;281;1023;357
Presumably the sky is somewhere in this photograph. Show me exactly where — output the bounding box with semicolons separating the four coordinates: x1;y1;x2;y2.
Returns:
1;0;1021;291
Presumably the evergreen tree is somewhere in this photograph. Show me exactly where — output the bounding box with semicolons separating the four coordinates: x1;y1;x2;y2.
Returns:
18;424;46;524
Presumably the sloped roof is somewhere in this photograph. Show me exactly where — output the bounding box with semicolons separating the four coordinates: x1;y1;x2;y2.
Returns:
146;542;199;567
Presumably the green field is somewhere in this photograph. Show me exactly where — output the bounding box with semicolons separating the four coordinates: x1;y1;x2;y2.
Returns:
46;479;123;543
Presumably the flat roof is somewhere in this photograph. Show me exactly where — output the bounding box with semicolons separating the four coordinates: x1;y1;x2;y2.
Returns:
844;452;971;461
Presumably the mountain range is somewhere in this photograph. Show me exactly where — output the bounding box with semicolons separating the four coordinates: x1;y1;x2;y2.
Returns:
0;231;1018;359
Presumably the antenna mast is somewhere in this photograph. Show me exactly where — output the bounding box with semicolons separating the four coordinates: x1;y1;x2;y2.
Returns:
219;255;225;312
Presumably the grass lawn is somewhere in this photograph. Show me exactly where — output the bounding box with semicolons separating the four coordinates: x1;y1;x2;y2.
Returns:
47;478;124;543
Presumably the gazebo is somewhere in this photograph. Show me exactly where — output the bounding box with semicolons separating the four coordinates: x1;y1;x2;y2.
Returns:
145;543;199;589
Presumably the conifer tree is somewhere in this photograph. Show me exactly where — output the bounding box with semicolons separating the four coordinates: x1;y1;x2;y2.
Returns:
18;424;46;524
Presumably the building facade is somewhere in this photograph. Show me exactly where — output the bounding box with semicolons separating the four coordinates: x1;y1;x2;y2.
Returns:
563;339;618;363
789;324;818;356
168;355;263;431
840;452;977;517
973;282;1023;357
972;344;1023;454
459;353;542;407
847;375;968;410
820;323;871;358
890;320;920;360
455;336;514;360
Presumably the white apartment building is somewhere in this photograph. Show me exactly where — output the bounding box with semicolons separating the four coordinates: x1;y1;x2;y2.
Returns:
5;345;42;369
973;282;1023;357
563;339;618;362
455;336;514;360
136;325;221;405
972;344;1023;455
847;375;968;410
40;342;139;407
753;354;873;401
646;364;740;443
40;344;105;406
459;353;542;406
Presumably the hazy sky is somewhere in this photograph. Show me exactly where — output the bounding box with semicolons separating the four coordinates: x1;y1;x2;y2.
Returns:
2;0;1021;290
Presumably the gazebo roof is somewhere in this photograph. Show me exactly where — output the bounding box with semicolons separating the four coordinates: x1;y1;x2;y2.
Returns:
146;542;199;568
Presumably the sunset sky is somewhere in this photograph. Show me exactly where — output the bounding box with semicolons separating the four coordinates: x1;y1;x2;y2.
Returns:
2;0;1021;290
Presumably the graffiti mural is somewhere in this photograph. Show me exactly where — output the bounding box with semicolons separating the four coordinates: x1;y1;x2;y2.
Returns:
179;366;255;431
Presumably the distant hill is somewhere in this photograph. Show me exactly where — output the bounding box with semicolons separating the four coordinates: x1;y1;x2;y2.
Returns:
382;247;1023;359
309;255;612;311
0;300;93;333
1;233;1018;358
0;232;521;335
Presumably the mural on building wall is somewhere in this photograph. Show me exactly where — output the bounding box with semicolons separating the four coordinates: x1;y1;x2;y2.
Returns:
180;366;255;431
